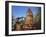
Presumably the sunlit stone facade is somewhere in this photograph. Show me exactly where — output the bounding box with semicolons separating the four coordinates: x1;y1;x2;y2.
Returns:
23;9;33;30
15;8;33;30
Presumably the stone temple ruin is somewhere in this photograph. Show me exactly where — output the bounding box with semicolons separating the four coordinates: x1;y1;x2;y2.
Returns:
12;8;33;31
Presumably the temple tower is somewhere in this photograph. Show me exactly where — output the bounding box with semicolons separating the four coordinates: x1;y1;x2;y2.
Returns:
23;8;33;30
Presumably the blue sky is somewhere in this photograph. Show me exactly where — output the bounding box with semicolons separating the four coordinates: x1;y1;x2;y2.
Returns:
12;6;41;18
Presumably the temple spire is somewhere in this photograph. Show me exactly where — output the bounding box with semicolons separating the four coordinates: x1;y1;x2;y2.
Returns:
27;8;32;13
26;8;32;16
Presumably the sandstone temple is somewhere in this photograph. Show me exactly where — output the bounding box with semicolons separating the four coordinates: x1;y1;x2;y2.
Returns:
13;8;33;31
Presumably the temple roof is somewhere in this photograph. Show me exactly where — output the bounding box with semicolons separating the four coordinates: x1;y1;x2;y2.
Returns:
27;8;32;14
27;8;32;13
